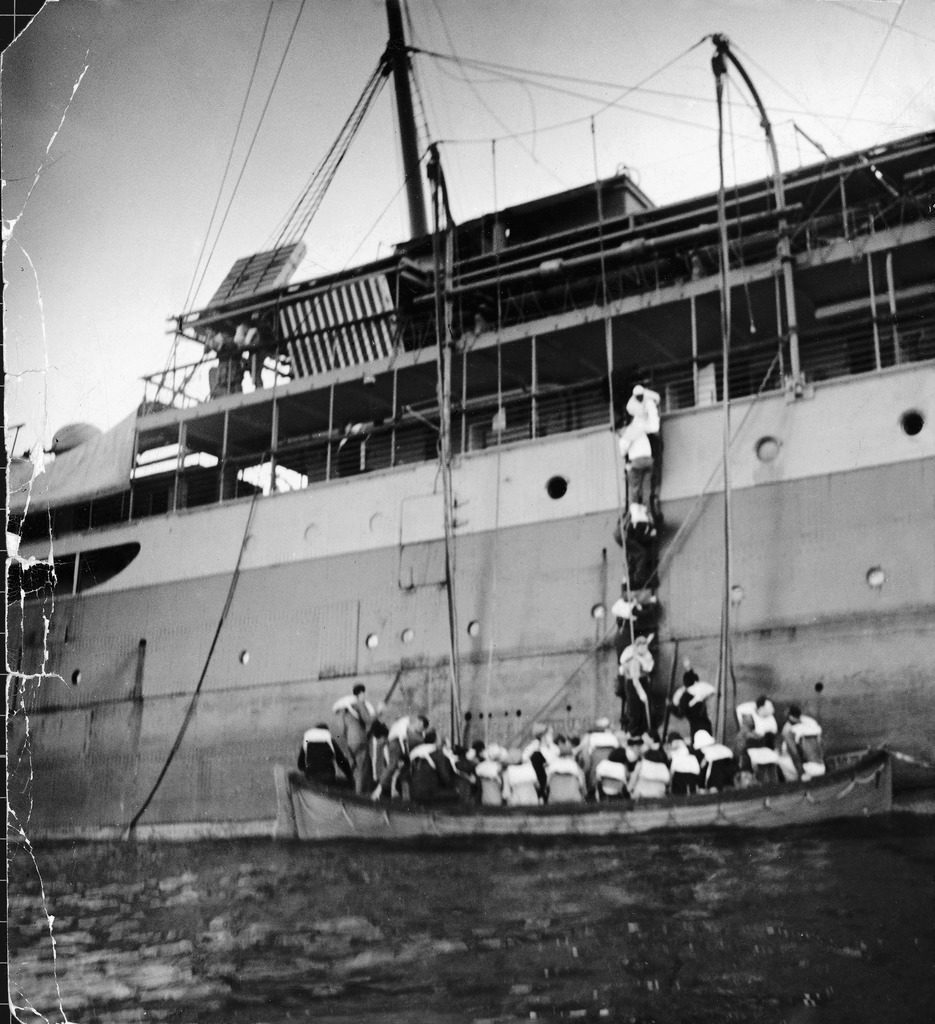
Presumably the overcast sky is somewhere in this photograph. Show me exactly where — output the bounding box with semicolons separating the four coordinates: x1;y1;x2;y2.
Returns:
4;0;933;453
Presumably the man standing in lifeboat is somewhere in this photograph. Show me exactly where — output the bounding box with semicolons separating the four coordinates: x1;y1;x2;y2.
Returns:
333;683;376;795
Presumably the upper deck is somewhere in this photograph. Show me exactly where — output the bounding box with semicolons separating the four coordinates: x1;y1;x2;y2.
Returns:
14;132;935;546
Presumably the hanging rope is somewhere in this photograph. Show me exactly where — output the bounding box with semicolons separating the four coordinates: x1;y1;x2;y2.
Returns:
592;114;635;681
265;59;389;252
482;138;504;745
125;486;261;835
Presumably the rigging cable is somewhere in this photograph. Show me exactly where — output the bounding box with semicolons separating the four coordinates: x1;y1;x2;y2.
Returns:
842;0;906;134
187;0;309;312
591;114;634;667
415;47;904;129
158;1;277;384
265;60;389;251
427;0;562;187
125;486;262;836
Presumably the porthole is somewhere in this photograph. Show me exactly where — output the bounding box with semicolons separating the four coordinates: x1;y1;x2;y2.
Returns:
365;633;379;649
900;409;924;436
591;603;606;620
70;670;81;687
239;650;250;666
546;475;568;500
464;711;473;722
467;620;480;638
755;436;781;463
401;628;414;644
815;682;824;694
866;566;886;589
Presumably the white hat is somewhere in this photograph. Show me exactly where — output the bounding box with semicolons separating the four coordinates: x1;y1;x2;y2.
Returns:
693;729;715;748
633;384;645;396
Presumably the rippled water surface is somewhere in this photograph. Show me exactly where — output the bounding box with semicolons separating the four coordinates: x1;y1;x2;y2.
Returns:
9;817;935;1024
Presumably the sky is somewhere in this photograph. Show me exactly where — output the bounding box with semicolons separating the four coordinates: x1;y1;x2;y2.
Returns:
3;0;933;454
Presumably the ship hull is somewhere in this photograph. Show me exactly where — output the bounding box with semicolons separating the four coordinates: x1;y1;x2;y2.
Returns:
8;364;934;838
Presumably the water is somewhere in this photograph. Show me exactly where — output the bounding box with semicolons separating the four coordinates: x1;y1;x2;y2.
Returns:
8;817;935;1024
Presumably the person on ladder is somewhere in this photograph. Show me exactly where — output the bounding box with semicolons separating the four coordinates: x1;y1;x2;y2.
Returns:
626;383;662;521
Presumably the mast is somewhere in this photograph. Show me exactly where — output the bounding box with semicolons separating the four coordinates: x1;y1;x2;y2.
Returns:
711;35;802;392
427;144;463;745
711;42;734;744
710;35;794;739
385;0;429;238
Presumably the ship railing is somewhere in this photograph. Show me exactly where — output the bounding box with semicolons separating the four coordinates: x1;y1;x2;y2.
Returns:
140;348;295;412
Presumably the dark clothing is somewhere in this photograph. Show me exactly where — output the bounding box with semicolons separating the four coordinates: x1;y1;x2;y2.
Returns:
701;755;736;791
621;675;652;736
528;750;548;792
626;522;656;590
670;771;699;796
298;736;353;786
672;689;713;740
410;748;458;804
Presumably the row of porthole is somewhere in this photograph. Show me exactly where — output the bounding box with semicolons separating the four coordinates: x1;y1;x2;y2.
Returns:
756;409;924;463
355;569;891;653
540;411;926;498
67;564;893;684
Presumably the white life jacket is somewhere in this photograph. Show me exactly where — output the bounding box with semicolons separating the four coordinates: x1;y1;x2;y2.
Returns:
611;597;637;621
580;730;620;759
629;758;670;799
790;716;825;775
791;716;822;742
387;716;410;742
736;701;778;737
669;747;701;776
746;746;780;767
303;727;335;750
595;759;627;797
521;737;559;765
636;758;670;785
618;421;652;461
626;388;661;434
546;756;583;781
685;681;715;705
409;743;437;766
620;641;654;676
596;759;627;782
475;758;503;780
332;694;375;721
698;742;733;763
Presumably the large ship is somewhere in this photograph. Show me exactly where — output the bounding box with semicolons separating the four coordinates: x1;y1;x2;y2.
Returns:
7;7;934;839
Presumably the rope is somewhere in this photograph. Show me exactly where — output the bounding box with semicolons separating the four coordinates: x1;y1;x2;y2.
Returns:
125;487;261;835
265;59;388;251
482;139;504;745
188;0;309;311
884;748;935;770
513;348;782;744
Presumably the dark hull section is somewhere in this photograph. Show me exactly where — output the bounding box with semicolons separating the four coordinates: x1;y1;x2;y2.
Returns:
7;450;934;837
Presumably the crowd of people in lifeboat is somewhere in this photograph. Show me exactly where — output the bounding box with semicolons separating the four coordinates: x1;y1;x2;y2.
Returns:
297;679;826;806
